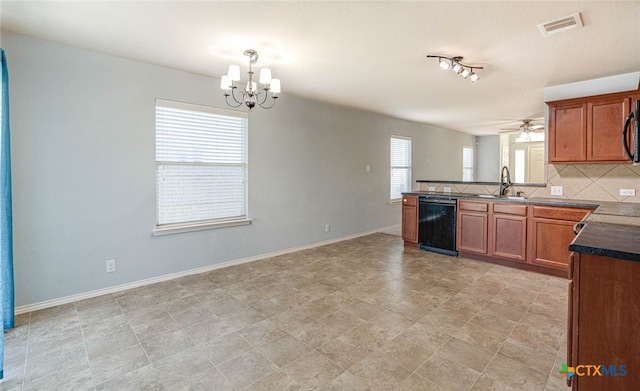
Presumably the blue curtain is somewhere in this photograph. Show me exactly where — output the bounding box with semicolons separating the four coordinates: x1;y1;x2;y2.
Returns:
0;48;15;380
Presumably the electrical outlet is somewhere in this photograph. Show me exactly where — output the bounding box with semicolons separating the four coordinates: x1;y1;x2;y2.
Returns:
428;186;436;192
443;187;452;193
550;186;563;196
620;188;636;196
325;224;331;233
365;164;371;173
106;259;116;273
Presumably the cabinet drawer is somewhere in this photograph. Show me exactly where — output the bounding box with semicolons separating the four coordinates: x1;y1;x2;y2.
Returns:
493;203;527;216
532;205;592;221
459;201;488;212
402;196;417;206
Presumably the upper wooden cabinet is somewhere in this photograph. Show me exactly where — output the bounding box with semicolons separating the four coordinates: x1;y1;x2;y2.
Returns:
548;90;639;163
549;101;587;162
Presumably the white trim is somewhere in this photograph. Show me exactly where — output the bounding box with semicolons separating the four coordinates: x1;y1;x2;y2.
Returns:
153;217;252;236
156;98;248;118
15;226;399;315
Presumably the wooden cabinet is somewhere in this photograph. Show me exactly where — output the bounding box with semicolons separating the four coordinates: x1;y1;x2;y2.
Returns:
456;200;488;254
489;203;527;262
549;101;587;162
568;252;640;390
587;95;631;161
401;195;418;247
548;90;639;163
528;206;594;271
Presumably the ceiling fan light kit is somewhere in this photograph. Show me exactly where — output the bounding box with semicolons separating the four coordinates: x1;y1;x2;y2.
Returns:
220;49;281;111
427;55;483;82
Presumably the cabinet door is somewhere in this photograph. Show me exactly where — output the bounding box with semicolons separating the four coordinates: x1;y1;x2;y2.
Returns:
529;218;577;271
587;95;630;161
401;196;418;246
528;206;593;271
549;102;587;162
456;211;488;254
490;214;527;261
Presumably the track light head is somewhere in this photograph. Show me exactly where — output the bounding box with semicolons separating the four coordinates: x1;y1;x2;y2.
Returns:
452;62;464;74
439;58;450;71
469;72;479;82
461;68;471;78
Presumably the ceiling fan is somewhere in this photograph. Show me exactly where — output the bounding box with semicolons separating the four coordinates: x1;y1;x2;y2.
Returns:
499;119;545;135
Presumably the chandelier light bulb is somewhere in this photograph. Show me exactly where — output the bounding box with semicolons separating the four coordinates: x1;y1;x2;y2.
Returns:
220;75;232;90
259;68;272;84
470;72;479;82
270;79;281;94
461;68;471;78
452;62;464;74
227;64;241;81
439;59;450;71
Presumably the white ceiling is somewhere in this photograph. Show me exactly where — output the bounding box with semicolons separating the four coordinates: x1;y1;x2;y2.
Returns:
1;1;639;135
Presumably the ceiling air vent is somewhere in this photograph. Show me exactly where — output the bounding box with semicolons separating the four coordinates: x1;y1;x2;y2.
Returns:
538;12;583;36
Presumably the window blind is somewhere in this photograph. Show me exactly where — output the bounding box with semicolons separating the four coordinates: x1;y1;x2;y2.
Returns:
462;147;474;181
390;136;412;200
155;99;248;226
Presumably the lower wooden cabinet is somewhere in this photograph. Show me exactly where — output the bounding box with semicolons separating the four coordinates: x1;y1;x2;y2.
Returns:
401;195;418;247
455;201;593;276
490;203;527;262
456;201;488;254
568;252;640;390
528;206;594;271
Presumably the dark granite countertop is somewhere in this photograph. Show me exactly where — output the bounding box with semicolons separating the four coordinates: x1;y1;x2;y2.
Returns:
401;191;599;209
569;223;640;262
402;191;640;262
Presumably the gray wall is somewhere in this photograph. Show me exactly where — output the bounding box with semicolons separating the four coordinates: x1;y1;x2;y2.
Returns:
3;32;473;307
476;135;500;182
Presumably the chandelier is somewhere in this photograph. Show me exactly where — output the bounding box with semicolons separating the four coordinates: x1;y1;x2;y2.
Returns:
426;55;483;82
220;49;281;110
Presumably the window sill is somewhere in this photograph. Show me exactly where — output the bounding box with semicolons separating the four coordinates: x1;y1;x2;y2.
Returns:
153;217;252;236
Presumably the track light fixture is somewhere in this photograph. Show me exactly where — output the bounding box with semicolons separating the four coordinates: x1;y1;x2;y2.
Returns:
427;55;484;82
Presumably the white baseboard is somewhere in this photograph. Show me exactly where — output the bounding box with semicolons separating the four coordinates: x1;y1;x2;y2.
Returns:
15;226;398;315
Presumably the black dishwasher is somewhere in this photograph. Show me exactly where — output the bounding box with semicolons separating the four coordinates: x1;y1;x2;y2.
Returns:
418;196;458;256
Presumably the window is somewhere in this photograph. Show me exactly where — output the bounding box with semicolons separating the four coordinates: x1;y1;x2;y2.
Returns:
154;99;250;234
390;136;412;201
462;146;474;181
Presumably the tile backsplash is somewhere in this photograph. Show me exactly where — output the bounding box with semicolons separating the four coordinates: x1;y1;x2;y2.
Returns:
417;163;640;203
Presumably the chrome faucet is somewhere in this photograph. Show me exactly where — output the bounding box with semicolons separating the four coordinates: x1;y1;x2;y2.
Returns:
500;166;511;196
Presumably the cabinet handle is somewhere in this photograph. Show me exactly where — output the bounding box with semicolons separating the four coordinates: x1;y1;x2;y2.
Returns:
403;198;407;203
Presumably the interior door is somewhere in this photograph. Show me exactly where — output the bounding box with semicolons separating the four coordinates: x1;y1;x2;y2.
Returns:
528;146;545;183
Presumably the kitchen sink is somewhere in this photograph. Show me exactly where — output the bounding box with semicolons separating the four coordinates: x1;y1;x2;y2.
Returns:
477;194;498;198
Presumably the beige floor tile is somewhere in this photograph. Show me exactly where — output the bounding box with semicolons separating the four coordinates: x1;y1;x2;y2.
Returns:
415;353;481;391
347;350;412;391
153;346;215;388
283;351;344;390
437;336;495;373
483;353;549;390
198;331;253;365
379;335;433;371
258;333;313;368
6;233;571;391
395;373;446;391
244;369;302;391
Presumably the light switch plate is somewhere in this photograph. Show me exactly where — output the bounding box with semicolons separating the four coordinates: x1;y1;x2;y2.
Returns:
365;164;371;173
551;186;563;196
620;188;636;196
